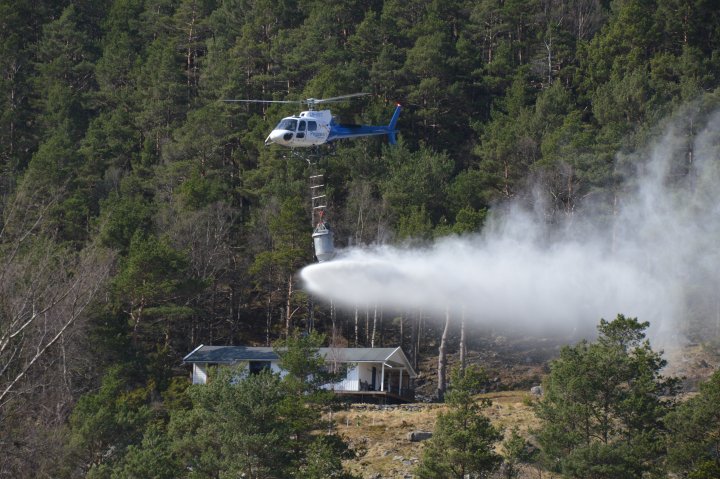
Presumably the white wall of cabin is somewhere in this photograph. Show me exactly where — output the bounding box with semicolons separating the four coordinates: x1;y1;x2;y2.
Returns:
193;363;208;384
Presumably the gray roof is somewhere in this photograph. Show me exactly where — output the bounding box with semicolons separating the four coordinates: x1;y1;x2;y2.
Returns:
183;345;417;376
319;347;402;363
183;345;277;364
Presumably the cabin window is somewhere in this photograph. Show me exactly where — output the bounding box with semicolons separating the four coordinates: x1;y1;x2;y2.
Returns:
298;120;306;131
308;121;317;131
249;361;271;374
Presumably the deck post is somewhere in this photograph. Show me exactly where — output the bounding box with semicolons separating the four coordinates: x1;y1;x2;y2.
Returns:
380;363;385;391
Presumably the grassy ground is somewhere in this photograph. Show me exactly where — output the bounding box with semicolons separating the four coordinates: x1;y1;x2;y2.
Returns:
333;336;720;478
335;391;547;479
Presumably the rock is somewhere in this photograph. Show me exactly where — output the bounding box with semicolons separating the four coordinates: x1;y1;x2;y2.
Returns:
407;431;433;442
530;385;543;396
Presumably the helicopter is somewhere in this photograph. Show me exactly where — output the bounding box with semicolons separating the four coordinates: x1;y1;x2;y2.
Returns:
224;93;401;148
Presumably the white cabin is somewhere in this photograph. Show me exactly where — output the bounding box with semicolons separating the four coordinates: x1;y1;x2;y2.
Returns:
183;345;417;403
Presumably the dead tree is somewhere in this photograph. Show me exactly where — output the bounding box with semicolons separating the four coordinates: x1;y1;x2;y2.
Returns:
0;242;113;408
437;307;451;401
459;307;467;371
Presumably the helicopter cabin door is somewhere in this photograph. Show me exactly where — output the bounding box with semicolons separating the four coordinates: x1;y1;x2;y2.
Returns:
296;120;306;140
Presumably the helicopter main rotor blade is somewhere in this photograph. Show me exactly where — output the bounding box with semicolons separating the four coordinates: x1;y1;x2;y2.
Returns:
222;99;302;104
310;93;370;104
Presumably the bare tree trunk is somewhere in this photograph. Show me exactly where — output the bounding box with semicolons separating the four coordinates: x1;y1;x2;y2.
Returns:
399;314;404;349
354;305;359;347
185;2;196;91
371;304;378;348
266;296;272;346
331;300;337;342
284;276;302;337
307;295;314;332
411;311;419;369
459;307;467;371
415;310;423;370
544;31;553;85
437;308;451;401
365;305;369;346
379;306;384;347
286;275;293;336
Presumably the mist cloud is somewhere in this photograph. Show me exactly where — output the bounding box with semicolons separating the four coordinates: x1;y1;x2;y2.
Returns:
301;104;720;343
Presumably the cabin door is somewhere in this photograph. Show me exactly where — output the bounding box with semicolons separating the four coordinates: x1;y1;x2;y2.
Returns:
371;367;377;391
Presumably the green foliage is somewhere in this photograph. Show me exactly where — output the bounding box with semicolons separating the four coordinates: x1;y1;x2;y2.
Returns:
383;144;454;228
534;315;679;479
69;366;154;475
114;232;194;314
171;368;294;478
501;427;537;479
665;369;720;478
297;434;359;479
275;331;337;391
109;422;179;479
112;231;203;385
416;365;503;478
99;193;153;251
102;333;352;478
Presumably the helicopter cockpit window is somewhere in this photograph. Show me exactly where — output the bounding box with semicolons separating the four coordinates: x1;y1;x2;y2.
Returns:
308;121;317;131
276;119;297;131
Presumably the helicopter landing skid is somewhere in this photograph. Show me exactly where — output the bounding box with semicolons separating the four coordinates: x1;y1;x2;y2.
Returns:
283;145;335;165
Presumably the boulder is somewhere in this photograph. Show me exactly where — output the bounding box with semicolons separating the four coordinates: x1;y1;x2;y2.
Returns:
407;431;433;442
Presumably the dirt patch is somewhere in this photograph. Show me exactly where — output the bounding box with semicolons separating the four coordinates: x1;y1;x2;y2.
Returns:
334;392;549;479
413;333;568;401
662;342;720;390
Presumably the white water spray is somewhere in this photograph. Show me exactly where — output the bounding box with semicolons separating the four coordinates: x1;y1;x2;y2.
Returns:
301;105;720;342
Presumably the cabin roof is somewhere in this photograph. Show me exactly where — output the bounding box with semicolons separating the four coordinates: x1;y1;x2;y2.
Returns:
183;345;417;377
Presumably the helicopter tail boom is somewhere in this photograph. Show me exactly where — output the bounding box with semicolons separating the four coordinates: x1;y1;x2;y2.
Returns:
325;104;402;144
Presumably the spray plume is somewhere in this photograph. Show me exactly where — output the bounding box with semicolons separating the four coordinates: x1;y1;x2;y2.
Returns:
301;105;720;342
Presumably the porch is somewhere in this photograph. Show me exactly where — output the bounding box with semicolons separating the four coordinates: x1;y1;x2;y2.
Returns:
327;362;415;403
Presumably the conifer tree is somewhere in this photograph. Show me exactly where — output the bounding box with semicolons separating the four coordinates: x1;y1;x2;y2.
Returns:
534;315;679;479
665;369;720;478
416;365;502;478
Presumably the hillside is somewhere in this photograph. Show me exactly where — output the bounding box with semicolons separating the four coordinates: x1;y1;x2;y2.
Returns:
339;340;720;479
2;0;720;476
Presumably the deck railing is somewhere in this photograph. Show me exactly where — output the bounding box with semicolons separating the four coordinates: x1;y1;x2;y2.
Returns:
323;379;415;402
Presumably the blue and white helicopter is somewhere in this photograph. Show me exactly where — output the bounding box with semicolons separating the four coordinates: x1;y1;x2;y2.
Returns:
225;93;401;148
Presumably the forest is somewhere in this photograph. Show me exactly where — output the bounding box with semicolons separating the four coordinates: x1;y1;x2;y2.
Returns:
1;0;720;477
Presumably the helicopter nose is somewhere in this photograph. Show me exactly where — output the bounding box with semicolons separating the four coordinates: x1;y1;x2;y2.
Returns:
265;129;283;145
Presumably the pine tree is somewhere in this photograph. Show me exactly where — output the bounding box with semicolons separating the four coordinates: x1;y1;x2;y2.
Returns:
665;368;720;478
416;365;503;478
534;315;679;479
